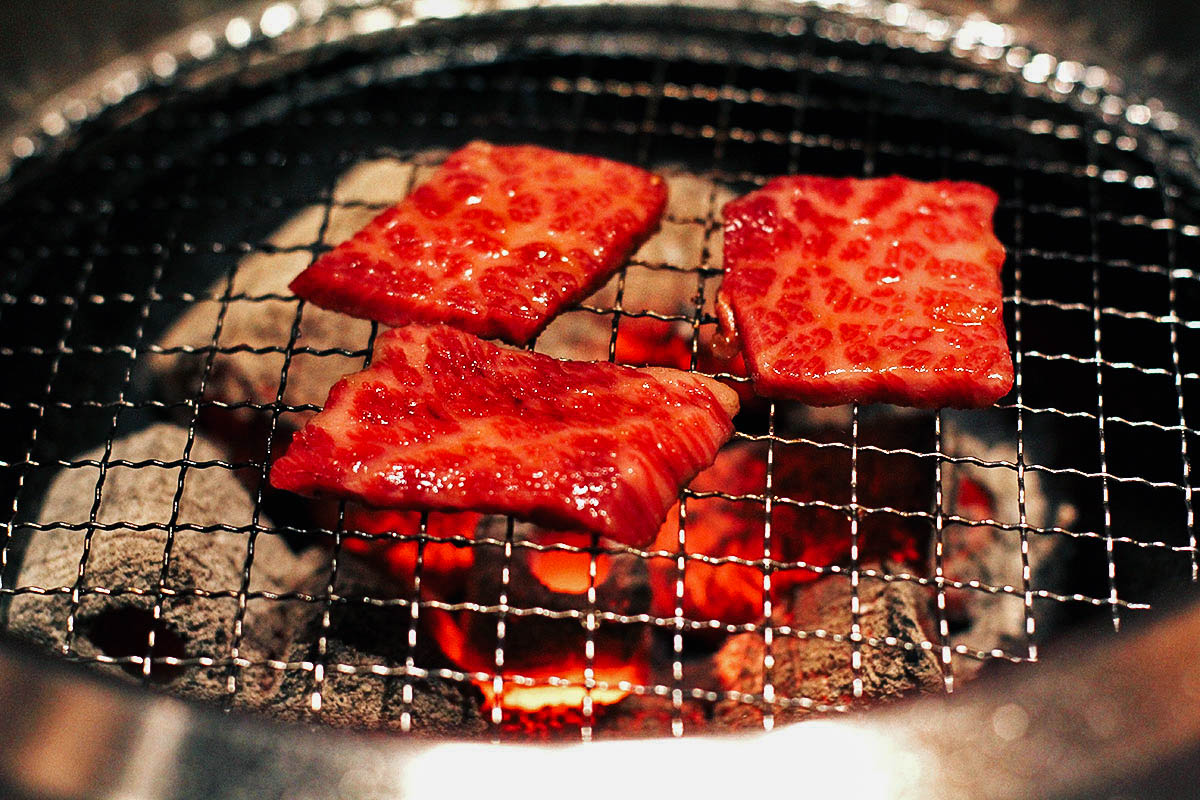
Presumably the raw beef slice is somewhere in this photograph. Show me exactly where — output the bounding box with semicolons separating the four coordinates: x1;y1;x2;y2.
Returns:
270;325;739;546
719;175;1012;408
290;141;668;345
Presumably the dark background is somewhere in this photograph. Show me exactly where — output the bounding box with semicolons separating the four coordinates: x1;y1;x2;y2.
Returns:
0;0;1198;134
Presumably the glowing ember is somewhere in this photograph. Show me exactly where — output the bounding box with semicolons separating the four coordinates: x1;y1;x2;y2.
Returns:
342;507;479;598
649;440;928;625
944;473;999;623
478;670;643;712
425;608;650;721
525;531;613;595
614;316;693;369
954;475;995;518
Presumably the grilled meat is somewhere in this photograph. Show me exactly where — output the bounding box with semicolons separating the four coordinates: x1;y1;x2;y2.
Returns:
718;175;1012;408
270;324;739;546
290;141;668;345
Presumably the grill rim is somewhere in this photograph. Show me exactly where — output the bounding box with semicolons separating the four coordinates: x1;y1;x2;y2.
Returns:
3;593;1200;800
0;0;1199;787
1;0;1198;198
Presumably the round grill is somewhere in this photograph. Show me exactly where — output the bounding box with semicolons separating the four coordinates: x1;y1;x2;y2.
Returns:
1;0;1198;744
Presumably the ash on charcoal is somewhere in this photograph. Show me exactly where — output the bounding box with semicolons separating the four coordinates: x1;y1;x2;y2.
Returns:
144;158;445;429
260;556;485;736
712;568;943;729
940;419;1065;676
5;423;324;706
148;204;358;414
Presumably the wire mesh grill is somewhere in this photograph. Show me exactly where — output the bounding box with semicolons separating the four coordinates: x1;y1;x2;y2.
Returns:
1;2;1199;741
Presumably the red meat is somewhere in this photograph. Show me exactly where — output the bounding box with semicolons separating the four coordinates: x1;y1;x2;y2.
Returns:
270;325;739;546
290;141;667;345
719;175;1012;408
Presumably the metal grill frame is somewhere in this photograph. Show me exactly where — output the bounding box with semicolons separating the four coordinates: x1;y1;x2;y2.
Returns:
0;0;1198;744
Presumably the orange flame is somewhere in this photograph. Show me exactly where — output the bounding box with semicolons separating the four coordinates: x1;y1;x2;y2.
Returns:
525;531;613;594
650;442;925;625
614;316;756;408
342;507;479;598
425;608;648;714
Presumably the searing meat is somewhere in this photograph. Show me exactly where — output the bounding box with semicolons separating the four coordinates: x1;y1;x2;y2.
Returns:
719;175;1012;408
290;141;668;345
270;325;739;546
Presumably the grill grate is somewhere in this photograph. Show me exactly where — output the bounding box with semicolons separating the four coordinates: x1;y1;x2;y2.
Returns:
1;0;1199;740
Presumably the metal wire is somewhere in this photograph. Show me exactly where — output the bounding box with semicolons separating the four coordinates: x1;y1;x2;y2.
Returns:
1010;88;1040;665
1;4;1198;742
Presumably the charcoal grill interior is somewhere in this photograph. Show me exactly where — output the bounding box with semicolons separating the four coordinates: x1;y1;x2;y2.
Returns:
2;0;1200;743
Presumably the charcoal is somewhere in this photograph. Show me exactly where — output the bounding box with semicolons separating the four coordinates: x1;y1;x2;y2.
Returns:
259;556;486;736
5;423;326;707
489;692;709;741
712;568;943;729
111;155;1061;735
446;517;655;701
591;693;709;738
469;516;652;615
941;421;1064;677
145;159;432;430
260;637;486;737
253;516;650;735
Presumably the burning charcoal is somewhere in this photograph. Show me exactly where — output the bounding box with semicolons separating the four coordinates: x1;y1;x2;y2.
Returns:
940;419;1064;676
285;512;659;732
340;506;480;602
591;693;709;739
6;423;325;707
426;601;653;730
260;555;486;736
494;691;709;740
424;516;655;722
146;158;437;433
469;517;652;615
285;512;657;733
647;437;932;627
712;570;942;728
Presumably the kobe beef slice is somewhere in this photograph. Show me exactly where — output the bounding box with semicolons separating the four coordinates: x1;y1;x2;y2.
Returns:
270;324;739;546
719;175;1012;408
289;141;668;345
